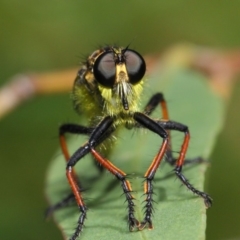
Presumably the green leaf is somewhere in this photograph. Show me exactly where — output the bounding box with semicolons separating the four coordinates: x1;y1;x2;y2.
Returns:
45;46;224;240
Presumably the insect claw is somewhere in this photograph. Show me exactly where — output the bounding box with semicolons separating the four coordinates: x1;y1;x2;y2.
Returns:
129;218;140;231
204;196;213;208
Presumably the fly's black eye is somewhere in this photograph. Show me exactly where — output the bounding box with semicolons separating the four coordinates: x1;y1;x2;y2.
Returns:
93;48;146;87
93;52;116;88
124;50;146;84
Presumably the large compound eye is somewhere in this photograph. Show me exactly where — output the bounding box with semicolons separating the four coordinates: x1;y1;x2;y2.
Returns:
93;52;116;88
124;50;146;84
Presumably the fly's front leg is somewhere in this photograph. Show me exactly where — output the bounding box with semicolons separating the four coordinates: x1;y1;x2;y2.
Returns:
134;112;169;230
158;120;213;207
64;117;114;240
89;117;139;230
65;116;140;238
90;149;140;230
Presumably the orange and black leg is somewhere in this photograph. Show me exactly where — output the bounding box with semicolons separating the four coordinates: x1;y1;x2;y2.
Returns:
133;112;169;230
143;93;175;164
90;149;139;231
65;116;138;239
87;117;139;231
143;93;169;120
46;122;116;218
158;120;213;208
59;124;94;161
133;114;212;230
144;93;203;165
46;124;94;218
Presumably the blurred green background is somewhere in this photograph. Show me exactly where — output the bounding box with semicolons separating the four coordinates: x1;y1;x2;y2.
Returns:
0;1;240;239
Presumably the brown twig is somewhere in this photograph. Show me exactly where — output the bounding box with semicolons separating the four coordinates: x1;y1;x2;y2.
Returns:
0;68;77;118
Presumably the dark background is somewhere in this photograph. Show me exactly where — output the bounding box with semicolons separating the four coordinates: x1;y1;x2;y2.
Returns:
0;1;240;239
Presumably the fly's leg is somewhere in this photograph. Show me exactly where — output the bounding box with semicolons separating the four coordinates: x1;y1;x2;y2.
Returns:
158;120;213;207
46;124;93;217
65;116;139;239
143;93;169;119
144;93;204;165
133;112;169;230
143;93;174;164
133;114;212;230
88;117;139;231
90;149;140;231
47;123;115;216
59;123;94;162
